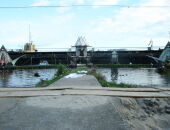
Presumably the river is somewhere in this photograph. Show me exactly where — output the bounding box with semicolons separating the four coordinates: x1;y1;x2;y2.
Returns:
98;68;170;87
0;68;170;88
0;69;57;88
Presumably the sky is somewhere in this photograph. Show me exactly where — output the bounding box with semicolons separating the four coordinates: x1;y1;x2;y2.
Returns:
0;0;170;50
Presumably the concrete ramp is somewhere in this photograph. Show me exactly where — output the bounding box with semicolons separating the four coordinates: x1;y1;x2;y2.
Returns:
0;95;131;130
0;75;170;130
48;75;101;87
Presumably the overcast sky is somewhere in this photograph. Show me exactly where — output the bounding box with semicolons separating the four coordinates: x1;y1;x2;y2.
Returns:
0;0;170;50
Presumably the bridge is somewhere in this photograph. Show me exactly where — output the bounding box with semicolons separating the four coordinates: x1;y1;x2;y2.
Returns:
7;49;162;66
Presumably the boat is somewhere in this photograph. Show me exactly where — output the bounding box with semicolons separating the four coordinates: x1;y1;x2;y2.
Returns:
39;60;49;66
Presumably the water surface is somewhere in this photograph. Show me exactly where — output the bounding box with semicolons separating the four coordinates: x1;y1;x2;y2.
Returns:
98;68;170;87
0;69;57;88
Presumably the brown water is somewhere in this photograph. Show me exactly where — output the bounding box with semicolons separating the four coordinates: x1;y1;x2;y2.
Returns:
98;68;170;87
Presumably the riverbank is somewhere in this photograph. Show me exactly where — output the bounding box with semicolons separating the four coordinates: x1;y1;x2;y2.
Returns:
16;65;58;69
35;64;132;88
35;64;89;87
95;64;155;68
15;64;155;70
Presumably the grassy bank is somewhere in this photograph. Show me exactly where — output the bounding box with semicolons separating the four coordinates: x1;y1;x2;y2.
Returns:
35;64;68;87
89;68;132;88
16;65;59;69
35;64;132;88
35;64;88;87
16;64;154;69
95;64;154;68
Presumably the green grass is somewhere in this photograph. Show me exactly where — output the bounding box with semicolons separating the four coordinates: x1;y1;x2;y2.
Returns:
35;75;63;87
16;65;58;69
35;64;133;88
95;64;154;68
99;80;132;88
16;64;154;69
89;67;132;88
35;64;89;87
35;64;69;87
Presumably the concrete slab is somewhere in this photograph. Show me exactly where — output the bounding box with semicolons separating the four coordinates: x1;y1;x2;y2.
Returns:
0;89;170;98
0;86;161;92
63;89;170;98
159;87;170;91
71;87;161;92
0;96;131;130
0;90;62;98
48;75;101;87
0;87;70;92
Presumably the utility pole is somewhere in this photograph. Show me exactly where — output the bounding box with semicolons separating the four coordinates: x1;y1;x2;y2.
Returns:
148;39;153;51
29;24;32;44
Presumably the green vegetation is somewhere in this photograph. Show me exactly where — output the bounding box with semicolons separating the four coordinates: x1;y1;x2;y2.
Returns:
89;67;132;88
95;64;154;68
35;64;68;87
16;65;58;69
16;64;154;69
57;64;69;76
35;64;132;88
35;64;88;87
99;80;132;88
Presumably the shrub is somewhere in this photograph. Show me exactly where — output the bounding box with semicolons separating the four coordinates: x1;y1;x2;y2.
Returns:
57;64;68;76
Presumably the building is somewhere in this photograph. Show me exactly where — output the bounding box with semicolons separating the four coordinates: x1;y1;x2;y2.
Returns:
24;42;36;52
73;36;90;57
69;36;92;67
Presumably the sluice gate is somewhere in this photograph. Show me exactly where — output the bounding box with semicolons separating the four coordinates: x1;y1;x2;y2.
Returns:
8;50;162;66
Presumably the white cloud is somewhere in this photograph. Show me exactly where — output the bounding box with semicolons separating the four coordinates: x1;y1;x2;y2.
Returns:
52;13;75;24
93;0;119;5
1;0;170;49
89;0;170;47
75;0;85;4
0;21;32;49
31;0;50;6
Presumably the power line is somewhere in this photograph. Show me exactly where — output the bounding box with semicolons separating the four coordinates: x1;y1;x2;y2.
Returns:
0;5;170;9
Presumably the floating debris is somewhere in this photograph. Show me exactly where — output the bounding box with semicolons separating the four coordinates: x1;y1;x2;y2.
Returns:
64;73;85;78
77;70;88;74
34;72;40;77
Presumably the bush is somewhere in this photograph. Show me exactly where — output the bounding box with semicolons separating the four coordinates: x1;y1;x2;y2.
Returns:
57;64;68;76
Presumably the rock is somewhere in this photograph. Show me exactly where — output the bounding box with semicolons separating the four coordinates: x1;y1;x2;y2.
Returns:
165;106;170;114
120;98;136;110
34;72;40;77
139;114;147;121
157;107;164;114
144;99;159;108
149;126;160;130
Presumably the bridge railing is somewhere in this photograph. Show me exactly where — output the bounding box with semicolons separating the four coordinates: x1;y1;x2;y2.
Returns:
7;46;164;52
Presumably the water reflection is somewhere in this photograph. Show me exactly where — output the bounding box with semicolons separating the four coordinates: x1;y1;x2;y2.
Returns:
98;68;170;87
111;68;118;81
0;69;57;88
0;71;12;88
